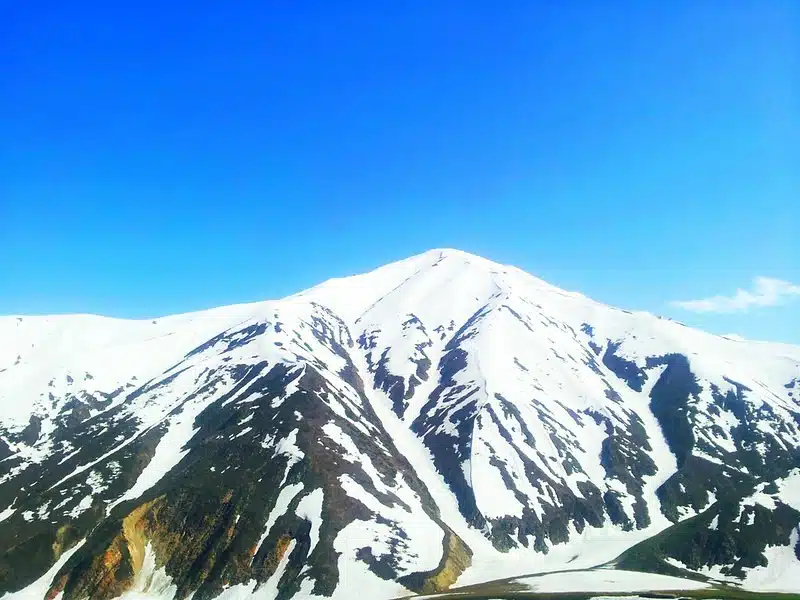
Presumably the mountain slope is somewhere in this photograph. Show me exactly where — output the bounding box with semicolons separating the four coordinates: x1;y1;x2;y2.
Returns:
1;249;798;599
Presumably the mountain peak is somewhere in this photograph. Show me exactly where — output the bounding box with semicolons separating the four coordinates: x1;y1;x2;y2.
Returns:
293;248;564;324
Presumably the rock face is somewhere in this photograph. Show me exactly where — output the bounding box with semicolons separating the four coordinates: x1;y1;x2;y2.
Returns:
1;249;799;599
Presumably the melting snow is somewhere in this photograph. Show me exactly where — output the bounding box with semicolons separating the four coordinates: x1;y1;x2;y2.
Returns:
67;495;93;518
273;429;304;487
253;482;304;563
1;539;86;599
743;528;800;592
295;488;324;557
0;505;15;523
514;568;709;593
119;543;177;599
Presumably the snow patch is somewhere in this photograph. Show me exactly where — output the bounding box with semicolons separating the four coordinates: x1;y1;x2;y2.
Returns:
295;488;324;556
1;539;86;599
514;568;709;593
253;482;304;563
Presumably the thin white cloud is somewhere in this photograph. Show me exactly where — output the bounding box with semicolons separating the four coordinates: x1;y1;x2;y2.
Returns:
671;277;800;313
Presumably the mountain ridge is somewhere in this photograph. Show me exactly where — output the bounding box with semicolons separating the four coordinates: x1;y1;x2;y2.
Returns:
1;249;799;599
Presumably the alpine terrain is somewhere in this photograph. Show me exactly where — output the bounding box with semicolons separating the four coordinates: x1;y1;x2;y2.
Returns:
1;249;799;599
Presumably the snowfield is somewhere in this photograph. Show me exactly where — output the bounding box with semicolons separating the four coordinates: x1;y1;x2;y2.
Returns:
1;249;799;600
514;568;710;593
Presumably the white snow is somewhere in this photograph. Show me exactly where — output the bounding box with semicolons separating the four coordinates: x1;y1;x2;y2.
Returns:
119;543;177;599
743;527;800;592
273;429;304;487
233;426;253;439
338;474;445;575
588;597;690;600
67;494;93;518
4;248;800;599
739;479;781;516
1;539;86;599
295;488;324;557
321;422;389;495
258;539;296;599
86;469;107;496
347;347;500;569
253;482;304;562
666;473;800;592
775;469;800;510
332;522;410;600
513;568;709;593
663;556;740;586
106;383;212;510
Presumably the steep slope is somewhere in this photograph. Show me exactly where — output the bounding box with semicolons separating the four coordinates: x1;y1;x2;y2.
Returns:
301;249;800;586
0;302;470;599
617;468;800;591
1;249;799;599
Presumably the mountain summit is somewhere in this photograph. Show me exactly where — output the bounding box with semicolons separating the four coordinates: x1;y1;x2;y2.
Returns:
2;250;799;599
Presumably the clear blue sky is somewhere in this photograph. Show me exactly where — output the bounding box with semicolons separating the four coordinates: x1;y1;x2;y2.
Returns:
2;2;798;342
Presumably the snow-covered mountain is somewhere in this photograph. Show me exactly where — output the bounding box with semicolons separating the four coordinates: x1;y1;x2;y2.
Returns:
1;249;799;599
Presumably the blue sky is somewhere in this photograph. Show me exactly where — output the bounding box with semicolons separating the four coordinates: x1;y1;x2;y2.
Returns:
2;2;798;342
